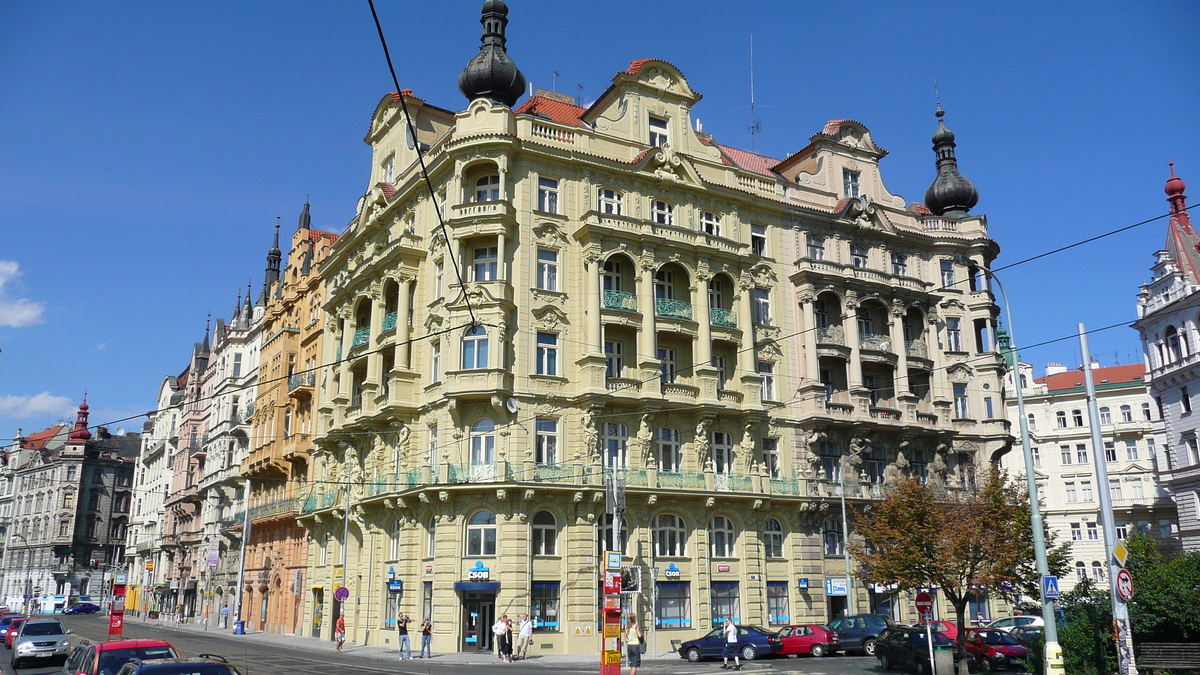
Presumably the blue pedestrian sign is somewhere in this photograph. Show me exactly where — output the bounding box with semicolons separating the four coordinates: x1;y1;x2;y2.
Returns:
1042;575;1061;599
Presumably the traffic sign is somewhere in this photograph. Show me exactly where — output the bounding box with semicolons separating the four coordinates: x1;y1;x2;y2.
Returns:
1113;541;1130;567
825;578;848;596
915;592;934;616
1042;575;1061;600
334;586;350;602
605;551;622;570
1115;569;1134;601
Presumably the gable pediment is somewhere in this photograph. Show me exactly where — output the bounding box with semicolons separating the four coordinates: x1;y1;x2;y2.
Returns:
632;146;703;185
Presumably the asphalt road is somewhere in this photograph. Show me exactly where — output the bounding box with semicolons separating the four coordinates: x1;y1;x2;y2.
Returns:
0;615;886;675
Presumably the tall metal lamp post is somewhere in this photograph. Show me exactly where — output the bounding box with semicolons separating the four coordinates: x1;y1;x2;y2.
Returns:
963;258;1063;673
11;533;32;615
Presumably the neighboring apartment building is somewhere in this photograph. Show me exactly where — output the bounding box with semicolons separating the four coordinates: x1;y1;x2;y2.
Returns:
0;425;67;598
1002;361;1178;592
1135;163;1200;551
241;202;337;634
2;403;138;612
297;1;1013;654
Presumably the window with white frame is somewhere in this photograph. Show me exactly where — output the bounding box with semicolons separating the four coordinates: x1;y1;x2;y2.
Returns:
941;260;955;288
1184;387;1192;414
652;200;674;225
382;155;395;184
1110;478;1122;501
658;347;677;384
1056;411;1067;428
710;516;736;558
655;514;687;557
807;235;825;260
824;518;844;555
659;428;680;473
537;177;559;213
605;340;624;379
1075;561;1086;581
1100;407;1112;425
461;326;489;369
953;383;970;419
1105;442;1118;462
1070;523;1082;541
712;432;733;475
1092;561;1105;581
891;253;908;276
390;519;402;560
602;423;628;469
1116;523;1129;540
475;174;500;202
842;169;860;198
1077;444;1089;464
1130;478;1144;499
1073;409;1084;427
536;249;559;291
758;362;776;401
1065;482;1076;502
753;288;771;324
473;245;498;281
434;260;444;298
536;332;558;376
1030;446;1040;467
1143;402;1153;421
602;258;622;291
1188;437;1199;465
751;224;766;256
713;355;728;390
532;510;557;556
470;419;496;465
1087;522;1099;540
763;518;784;559
649;116;669;147
466;510;497;556
1120;405;1133;422
946;318;963;351
851;244;869;268
762;438;780;479
1081;480;1093;501
599;188;623;215
535;418;558;465
431;341;441;381
701;211;721;236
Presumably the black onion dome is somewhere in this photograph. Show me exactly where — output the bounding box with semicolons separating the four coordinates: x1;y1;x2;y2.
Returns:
923;107;979;218
458;0;526;108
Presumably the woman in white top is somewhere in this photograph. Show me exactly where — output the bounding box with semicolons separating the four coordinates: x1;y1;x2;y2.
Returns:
626;614;645;675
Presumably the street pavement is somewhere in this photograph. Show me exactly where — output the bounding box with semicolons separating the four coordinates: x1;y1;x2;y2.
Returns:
0;614;886;675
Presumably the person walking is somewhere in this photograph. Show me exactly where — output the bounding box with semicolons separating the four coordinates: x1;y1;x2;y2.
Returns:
500;617;515;662
515;614;534;660
493;614;508;658
419;616;433;658
397;613;412;660
335;613;347;653
625;615;645;675
721;617;740;670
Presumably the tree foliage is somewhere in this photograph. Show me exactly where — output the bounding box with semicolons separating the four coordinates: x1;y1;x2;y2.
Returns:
1006;480;1072;604
852;471;1033;665
1126;534;1200;643
1057;578;1116;675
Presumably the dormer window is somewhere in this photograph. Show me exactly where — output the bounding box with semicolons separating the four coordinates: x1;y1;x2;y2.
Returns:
475;175;500;202
652;200;674;226
843;169;861;198
649;116;669;147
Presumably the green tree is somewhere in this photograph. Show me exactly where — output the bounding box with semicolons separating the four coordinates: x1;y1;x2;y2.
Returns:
1005;482;1072;605
1128;544;1200;643
1057;578;1115;675
852;472;1032;670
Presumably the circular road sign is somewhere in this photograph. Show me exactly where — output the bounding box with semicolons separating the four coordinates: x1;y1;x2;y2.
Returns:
334;586;350;602
1115;569;1134;601
915;592;934;615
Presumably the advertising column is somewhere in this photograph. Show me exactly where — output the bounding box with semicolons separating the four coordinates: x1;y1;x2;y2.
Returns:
600;551;622;675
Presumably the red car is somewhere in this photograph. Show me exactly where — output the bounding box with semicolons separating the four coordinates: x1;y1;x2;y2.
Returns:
65;638;179;675
921;620;960;641
962;628;1028;671
776;624;838;657
4;617;27;648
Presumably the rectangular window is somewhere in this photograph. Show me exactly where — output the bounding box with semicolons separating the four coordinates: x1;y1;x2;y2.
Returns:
536;332;558;376
537;177;559;214
762;438;780;479
946;318;963;352
1060;445;1072;465
605;340;624;379
712;432;733;475
233;354;242;378
652;200;674;226
953;383;970;419
1110;479;1123;501
1070;523;1082;541
751;224;767;256
649;116;669;147
536;249;559;291
434;261;444;298
473;245;498;281
1031;446;1040;467
1087;522;1099;540
713;355;728;391
431;342;441;382
758;362;776;401
701;211;721;237
535;418;558;465
1184;387;1193;414
1116;524;1129;540
1189;437;1200;465
842;169;860;198
658;428;681;473
1081;481;1093;501
710;582;740;626
1077;444;1089;464
1126;441;1138;461
475;175;500;202
532;582;560;632
1065;482;1076;502
1105;442;1118;462
891;253;908;276
422;582;433;626
753;288;771;325
851;244;869;268
1130;479;1144;499
941;260;955;288
984;397;994;419
655;582;691;629
806;235;825;260
658;347;677;384
766;582;790;626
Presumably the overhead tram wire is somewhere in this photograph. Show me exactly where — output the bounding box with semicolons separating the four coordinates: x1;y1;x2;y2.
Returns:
367;0;476;327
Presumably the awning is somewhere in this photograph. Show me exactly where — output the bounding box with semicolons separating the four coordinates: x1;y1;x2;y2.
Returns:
454;582;501;592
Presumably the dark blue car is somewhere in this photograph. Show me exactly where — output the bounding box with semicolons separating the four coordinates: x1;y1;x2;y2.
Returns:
678;625;780;662
63;602;102;615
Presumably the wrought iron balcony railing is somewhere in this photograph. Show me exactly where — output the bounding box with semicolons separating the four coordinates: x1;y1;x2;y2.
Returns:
655;297;693;320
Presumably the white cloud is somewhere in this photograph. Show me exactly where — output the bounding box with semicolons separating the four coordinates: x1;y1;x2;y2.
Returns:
0;392;76;419
0;261;45;327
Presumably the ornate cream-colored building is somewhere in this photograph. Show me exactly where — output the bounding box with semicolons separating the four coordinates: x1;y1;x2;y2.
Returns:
298;0;1013;655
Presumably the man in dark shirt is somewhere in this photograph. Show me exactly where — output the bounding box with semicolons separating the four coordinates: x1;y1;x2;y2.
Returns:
397;614;412;660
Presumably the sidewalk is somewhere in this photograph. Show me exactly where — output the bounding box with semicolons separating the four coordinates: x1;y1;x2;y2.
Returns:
128;614;681;665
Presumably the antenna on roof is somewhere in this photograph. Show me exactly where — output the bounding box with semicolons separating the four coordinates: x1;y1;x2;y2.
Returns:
748;35;761;152
577;84;584;107
552;71;560;92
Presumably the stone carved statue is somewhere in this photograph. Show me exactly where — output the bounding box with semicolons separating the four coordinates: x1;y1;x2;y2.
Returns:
634;414;655;467
695;419;711;468
740;423;756;473
580;409;599;461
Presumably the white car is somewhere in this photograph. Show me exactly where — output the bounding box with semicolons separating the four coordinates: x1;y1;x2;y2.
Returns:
984;615;1044;633
11;618;71;669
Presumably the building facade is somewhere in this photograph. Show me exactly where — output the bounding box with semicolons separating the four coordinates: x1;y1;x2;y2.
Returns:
1135;163;1200;551
297;1;1014;654
241;202;337;634
1002;361;1177;592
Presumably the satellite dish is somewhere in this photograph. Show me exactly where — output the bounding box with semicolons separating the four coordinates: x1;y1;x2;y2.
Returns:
504;398;519;414
115;427;126;437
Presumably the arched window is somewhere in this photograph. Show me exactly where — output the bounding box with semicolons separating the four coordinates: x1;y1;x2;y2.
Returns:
1091;561;1105;581
654;514;687;557
466;510;497;556
532;511;557;556
763;518;784;559
470;419;495;465
710;516;736;558
601;513;629;556
390;519;402;560
1027;413;1036;430
1056;411;1067;428
462;326;489;370
1120;405;1133;423
475;174;500;202
1075;561;1086;581
823;518;844;556
426;517;436;558
1099;407;1112;425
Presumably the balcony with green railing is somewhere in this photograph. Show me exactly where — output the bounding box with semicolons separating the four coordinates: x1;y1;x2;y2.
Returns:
533;464;574;483
816;325;845;345
603;290;638;312
351;327;371;348
859;334;893;352
248;497;301;522
657;471;707;490
710;307;736;327
288;373;315;392
602;466;649;487
655;297;693;320
382;312;397;332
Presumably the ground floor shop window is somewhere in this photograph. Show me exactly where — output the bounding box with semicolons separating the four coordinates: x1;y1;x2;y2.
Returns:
766;581;789;625
710;582;740;626
968;594;990;623
422;582;432;622
870;591;898;620
532;581;560;631
655;581;691;629
385;590;399;627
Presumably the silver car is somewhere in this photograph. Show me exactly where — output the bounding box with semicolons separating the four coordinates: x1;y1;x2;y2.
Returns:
12;618;70;669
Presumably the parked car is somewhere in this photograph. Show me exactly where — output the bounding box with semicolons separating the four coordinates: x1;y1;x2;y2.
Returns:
874;626;956;674
65;638;179;675
11;617;70;669
115;654;242;675
63;603;102;615
984;615;1043;633
1009;625;1045;648
677;625;781;661
0;615;25;643
776;624;838;657
825;613;894;655
962;628;1029;671
5;616;28;648
917;620;959;641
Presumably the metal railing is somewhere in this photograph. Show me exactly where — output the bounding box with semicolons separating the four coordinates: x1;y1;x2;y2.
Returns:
352;327;370;347
248;497;300;521
288;373;315;391
657;471;707;490
603;290;637;311
710;307;736;327
816;326;845;345
655;297;693;320
382;312;397;332
905;339;928;358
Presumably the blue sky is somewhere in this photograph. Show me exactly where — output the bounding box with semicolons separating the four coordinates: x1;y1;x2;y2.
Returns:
0;1;1197;437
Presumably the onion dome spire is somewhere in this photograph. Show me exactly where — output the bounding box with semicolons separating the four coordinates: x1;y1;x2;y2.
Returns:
68;396;91;443
457;0;526;107
923;104;979;218
258;219;282;306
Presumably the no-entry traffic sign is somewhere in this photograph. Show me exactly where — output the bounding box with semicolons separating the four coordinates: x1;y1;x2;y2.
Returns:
915;592;934;616
1115;569;1134;601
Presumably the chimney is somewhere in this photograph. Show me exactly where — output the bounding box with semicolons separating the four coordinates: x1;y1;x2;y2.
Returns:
1045;362;1068;376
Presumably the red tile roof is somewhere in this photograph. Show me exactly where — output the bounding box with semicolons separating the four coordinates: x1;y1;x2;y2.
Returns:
388;89;424;105
378;182;398;200
715;144;781;177
513;95;586;127
626;58;657;75
21;425;65;451
309;229;338;244
908;202;931;215
1035;364;1146;391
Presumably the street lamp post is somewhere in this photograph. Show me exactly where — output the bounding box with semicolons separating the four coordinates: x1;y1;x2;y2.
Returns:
11;533;32;616
968;261;1063;673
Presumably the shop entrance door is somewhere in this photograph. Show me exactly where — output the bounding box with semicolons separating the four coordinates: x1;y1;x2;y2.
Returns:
462;592;495;652
827;595;846;622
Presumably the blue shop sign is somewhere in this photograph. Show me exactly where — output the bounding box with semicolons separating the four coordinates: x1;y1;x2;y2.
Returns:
388;579;404;593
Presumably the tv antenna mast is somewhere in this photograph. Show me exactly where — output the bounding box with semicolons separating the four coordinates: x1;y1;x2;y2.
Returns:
749;35;761;152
